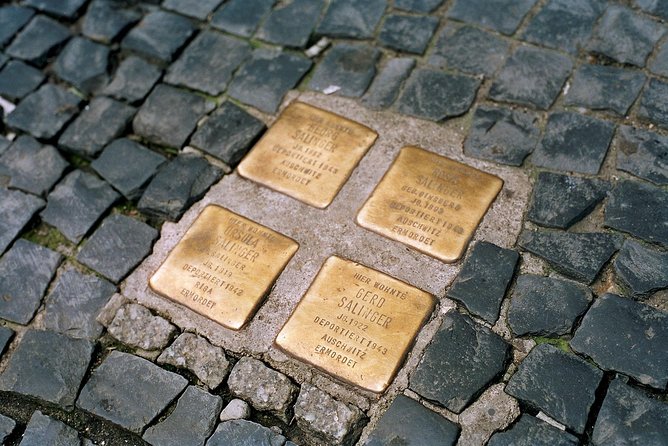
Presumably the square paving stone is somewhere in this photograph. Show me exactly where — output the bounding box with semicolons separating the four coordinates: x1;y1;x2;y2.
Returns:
133;84;215;148
0;329;93;408
107;303;176;351
77;214;158;283
309;43;378;98
635;0;668;20
208;420;286;446
397;68;480;121
0;413;15;443
448;0;537;35
316;0;387;39
228;49;311;113
638;78;668;130
650;40;668;77
23;0;87;18
58;97;135;158
257;0;324;48
165;30;251;96
378;14;438;55
0;60;45;101
102;56;162;104
162;0;223;20
411;311;510;413
91;138;166;200
81;0;141;44
190;102;265;166
41;170;119;243
0;6;34;48
5;84;82;139
77;351;188;433
0;135;69;196
121;11;195;63
5;15;71;67
464;105;540;166
487;414;579;446
0;239;61;324
531;112;615;175
395;0;444;13
588;6;665;67
489;45;572;110
0;189;44;255
571;293;668;389
210;0;275;38
54;37;110;94
614;240;668;297
362;57;415;110
20;411;79;446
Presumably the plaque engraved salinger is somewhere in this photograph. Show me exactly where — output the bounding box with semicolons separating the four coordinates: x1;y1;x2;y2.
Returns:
149;205;298;330
356;146;503;263
275;256;435;393
237;102;378;208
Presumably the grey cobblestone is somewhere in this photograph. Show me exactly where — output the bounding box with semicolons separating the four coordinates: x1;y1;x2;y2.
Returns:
108;303;176;351
158;332;230;389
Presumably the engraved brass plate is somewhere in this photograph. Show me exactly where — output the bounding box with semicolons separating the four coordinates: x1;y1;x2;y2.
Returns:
357;146;503;262
275;256;435;393
149;205;298;330
237;102;378;208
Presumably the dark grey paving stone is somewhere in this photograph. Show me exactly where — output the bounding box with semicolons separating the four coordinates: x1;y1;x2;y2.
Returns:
138;154;222;221
210;0;275;38
228;49;311;113
0;135;68;196
5;15;70;67
378;14;439;55
362;57;415;110
605;180;668;247
133;84;215;148
82;0;141;44
0;329;93;408
309;43;378;98
0;6;34;48
527;172;609;229
614;240;668;297
91;138;166;200
522;0;604;54
592;378;668;446
207;420;286;446
564;64;646;116
487;414;578;446
635;0;668;20
0;53;6;69
448;0;537;35
508;274;591;337
20;411;79;446
143;386;223;446
447;241;519;324
77;350;188;433
531;112;615;175
489;46;572;110
464;105;539;166
429;24;509;76
411;311;510;413
43;268;116;340
0;239;61;324
638;78;668;130
0;189;44;255
518;230;622;284
0;327;14;357
102;56;162;104
5;84;81;139
165;30;251;96
588;6;665;67
77;214;158;283
0;413;15;443
0;136;8;155
121;11;195;63
23;0;87;18
394;0;444;13
257;0;324;48
571;293;668;389
316;0;387;39
53;37;109;94
41;170;119;243
616;126;668;186
0;60;45;101
190;102;265;166
397;68;480;121
59;97;135;158
162;0;223;20
650;40;668;77
366;394;459;446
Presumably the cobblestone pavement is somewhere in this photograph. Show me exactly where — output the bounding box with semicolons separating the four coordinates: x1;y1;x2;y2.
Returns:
0;0;667;445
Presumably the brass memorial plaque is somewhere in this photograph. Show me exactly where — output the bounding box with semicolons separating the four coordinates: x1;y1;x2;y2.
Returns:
357;146;503;263
237;102;378;208
149;205;298;330
275;256;435;393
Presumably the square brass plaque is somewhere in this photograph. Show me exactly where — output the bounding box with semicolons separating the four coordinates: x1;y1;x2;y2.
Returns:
149;205;298;330
275;256;435;393
237;102;378;208
357;146;503;263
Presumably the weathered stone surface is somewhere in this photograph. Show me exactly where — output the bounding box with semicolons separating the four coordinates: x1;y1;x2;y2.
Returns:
5;15;70;66
121;11;195;62
362;57;415;110
210;0;275;38
378;14;438;55
163;0;223;20
487;414;578;446
638;78;668;130
447;242;519;323
257;0;324;48
0;330;93;408
518;230;622;284
102;56;162;103
616;125;668;185
614;240;668;296
0;326;13;356
82;0;141;44
54;37;109;94
23;0;86;18
0;189;44;255
571;293;668;389
448;0;537;35
316;0;387;39
309;43;378;97
108;303;176;351
0;413;14;443
0;54;6;69
0;136;8;155
0;60;45;101
77;350;188;433
0;6;34;47
0;239;61;324
207;420;286;446
395;0;444;12
143;386;223;446
457;383;520;446
219;399;251;422
635;0;668;19
158;333;230;389
650;39;668;77
411;311;510;413
20;411;79;446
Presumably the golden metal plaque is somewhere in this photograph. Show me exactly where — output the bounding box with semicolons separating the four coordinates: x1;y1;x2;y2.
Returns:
149;205;298;330
275;256;435;393
237;102;378;208
357;146;503;262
